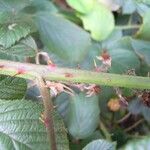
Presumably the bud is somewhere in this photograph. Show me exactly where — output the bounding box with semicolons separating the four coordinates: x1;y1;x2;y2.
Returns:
107;98;121;112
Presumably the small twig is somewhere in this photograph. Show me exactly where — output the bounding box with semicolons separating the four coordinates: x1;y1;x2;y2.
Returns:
127;134;146;139
36;75;57;150
116;25;140;30
99;120;112;141
35;54;57;150
125;119;144;132
117;113;131;124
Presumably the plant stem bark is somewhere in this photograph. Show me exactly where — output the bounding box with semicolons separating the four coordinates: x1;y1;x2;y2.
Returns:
36;75;57;150
0;59;150;89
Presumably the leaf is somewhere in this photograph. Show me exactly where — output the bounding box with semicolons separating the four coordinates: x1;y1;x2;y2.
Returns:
136;2;150;16
122;136;150;150
70;131;103;150
81;29;122;68
102;29;123;48
22;0;58;14
0;100;69;150
142;106;150;122
115;0;150;15
136;11;150;41
107;36;133;50
83;139;115;150
0;23;31;48
0;12;15;24
108;48;140;73
128;98;143;115
0;36;37;61
52;111;70;150
105;37;140;73
0;100;49;150
34;13;91;63
66;93;100;139
0;76;27;100
66;0;96;13
0;0;31;12
122;0;136;14
128;98;150;122
98;86;115;114
131;39;150;66
98;0;120;11
54;93;70;122
79;4;115;41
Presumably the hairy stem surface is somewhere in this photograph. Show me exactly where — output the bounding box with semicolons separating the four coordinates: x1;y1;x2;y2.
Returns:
0;59;150;89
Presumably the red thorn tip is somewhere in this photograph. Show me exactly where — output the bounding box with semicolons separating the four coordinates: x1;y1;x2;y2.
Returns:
65;73;74;78
95;67;102;72
0;65;4;68
48;64;57;71
44;117;49;127
17;68;26;74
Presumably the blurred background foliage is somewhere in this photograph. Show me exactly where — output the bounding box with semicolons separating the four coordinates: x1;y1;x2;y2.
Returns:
0;0;150;149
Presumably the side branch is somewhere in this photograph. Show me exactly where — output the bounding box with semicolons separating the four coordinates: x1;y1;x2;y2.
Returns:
36;75;57;150
0;59;150;89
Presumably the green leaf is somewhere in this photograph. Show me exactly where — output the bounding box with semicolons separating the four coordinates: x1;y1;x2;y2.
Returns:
0;100;49;150
66;93;100;139
0;12;15;24
136;2;150;16
98;0;120;11
54;93;70;122
131;39;150;66
107;36;133;50
66;0;96;13
79;4;115;41
0;36;37;61
0;23;31;48
109;48;140;73
142;106;150;122
0;100;69;150
35;13;91;63
70;131;103;150
0;76;27;100
128;98;143;115
136;11;150;41
0;0;31;12
122;136;150;150
83;139;115;150
128;98;150;122
102;29;123;48
122;0;136;14
106;37;140;73
22;0;58;14
52;111;70;150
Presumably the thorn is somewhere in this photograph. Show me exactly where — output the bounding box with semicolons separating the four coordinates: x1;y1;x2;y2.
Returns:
0;65;4;68
39;117;45;124
53;105;57;109
8;23;17;30
64;73;74;78
37;95;43;98
47;64;57;71
63;127;68;133
93;59;97;68
12;67;26;77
